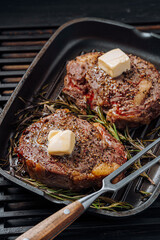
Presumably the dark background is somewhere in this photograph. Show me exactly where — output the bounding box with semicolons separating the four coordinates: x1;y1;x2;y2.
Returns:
1;0;160;27
1;1;160;240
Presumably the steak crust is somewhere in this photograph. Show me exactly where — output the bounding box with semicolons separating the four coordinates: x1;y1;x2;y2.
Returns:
16;109;127;191
63;52;160;129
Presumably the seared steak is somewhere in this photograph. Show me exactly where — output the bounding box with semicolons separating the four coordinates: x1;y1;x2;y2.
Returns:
16;109;127;191
63;52;160;129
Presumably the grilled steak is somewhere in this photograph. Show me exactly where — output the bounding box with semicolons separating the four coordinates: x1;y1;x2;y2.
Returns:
63;52;160;129
16;109;127;191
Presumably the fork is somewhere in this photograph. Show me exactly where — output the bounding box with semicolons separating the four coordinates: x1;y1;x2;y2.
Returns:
16;137;160;240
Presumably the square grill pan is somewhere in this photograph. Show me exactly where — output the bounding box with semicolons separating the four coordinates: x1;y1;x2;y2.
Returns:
0;18;160;217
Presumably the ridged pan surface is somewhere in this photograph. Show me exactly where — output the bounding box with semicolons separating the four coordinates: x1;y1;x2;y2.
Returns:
0;18;160;217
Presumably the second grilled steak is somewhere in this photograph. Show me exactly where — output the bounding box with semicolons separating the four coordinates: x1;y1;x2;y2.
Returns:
15;109;127;191
63;52;160;129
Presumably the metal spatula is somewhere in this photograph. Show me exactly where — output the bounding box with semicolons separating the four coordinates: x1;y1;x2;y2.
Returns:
16;137;160;240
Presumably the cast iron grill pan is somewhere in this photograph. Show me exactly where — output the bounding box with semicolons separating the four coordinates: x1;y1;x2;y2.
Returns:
1;18;160;218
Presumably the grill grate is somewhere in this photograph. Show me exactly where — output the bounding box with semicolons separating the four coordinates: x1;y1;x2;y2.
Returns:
1;25;160;240
0;28;55;113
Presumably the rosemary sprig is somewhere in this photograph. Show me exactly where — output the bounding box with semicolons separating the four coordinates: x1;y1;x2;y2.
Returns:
14;175;133;211
124;127;156;184
134;159;155;185
147;125;160;137
124;127;156;158
0;158;9;167
96;106;126;142
53;94;84;116
91;201;133;211
96;106;120;141
139;190;152;198
15;176;83;201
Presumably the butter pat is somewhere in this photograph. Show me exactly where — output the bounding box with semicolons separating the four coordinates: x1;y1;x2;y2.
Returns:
47;130;75;156
98;48;130;78
48;130;62;141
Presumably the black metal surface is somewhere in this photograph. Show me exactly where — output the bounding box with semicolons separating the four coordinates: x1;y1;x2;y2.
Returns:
1;0;160;27
1;19;160;239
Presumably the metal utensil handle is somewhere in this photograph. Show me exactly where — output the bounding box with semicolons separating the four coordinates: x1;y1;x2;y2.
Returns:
15;200;85;240
15;186;106;240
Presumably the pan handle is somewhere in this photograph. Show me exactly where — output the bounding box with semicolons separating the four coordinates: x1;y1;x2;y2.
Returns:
15;200;84;240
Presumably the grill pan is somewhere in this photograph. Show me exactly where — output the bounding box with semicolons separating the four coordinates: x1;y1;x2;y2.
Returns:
0;18;160;217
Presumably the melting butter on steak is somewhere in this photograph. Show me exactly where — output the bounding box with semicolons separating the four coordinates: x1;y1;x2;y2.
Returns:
15;109;127;191
63;52;160;129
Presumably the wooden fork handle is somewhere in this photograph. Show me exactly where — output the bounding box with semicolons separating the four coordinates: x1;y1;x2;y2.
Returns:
16;200;84;240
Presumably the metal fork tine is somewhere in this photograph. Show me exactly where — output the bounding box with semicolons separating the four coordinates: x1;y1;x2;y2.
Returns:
114;155;160;191
103;137;160;183
80;137;160;211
